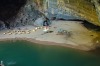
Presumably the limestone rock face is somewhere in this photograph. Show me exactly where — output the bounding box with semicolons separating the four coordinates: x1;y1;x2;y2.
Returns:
92;0;100;22
7;0;44;29
0;0;44;29
43;0;100;26
0;21;6;30
0;0;100;30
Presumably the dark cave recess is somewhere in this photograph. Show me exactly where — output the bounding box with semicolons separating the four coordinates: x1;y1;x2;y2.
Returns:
0;0;27;21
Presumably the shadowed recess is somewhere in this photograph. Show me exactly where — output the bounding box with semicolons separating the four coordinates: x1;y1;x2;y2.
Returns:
0;0;27;21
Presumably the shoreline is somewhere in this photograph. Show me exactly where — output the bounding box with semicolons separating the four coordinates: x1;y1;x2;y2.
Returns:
0;21;98;51
0;37;95;51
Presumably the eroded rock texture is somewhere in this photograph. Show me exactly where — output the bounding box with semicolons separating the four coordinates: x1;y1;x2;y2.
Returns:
36;0;100;26
0;0;100;30
0;0;44;29
43;0;100;26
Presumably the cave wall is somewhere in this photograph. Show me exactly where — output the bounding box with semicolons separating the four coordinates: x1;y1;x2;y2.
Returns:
43;0;100;26
63;0;100;26
0;0;44;29
92;0;100;22
0;0;100;30
43;0;80;20
0;0;27;21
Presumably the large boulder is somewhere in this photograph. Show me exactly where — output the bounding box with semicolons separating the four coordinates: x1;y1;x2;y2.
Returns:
34;17;44;27
34;16;52;27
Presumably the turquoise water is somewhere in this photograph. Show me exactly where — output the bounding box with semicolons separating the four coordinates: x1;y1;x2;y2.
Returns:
0;40;100;66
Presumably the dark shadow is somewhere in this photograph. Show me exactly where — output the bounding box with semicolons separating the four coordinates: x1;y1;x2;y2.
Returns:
81;20;100;31
56;18;100;31
74;19;100;31
0;0;27;21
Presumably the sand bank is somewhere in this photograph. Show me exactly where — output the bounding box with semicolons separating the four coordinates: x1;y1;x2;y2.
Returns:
0;37;95;51
0;21;99;51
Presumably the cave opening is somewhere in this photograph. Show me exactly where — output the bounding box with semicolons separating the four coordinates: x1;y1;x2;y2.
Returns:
0;0;27;21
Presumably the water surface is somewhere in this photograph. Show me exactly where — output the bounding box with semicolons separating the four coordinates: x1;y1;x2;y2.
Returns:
0;40;100;66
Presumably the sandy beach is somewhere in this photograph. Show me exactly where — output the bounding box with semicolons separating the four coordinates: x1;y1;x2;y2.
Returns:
0;21;99;51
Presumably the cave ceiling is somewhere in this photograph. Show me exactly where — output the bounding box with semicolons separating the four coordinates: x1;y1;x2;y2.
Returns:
62;0;100;26
0;0;100;26
35;0;100;26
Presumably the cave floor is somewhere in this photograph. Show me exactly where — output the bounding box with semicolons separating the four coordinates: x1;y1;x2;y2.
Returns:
0;21;99;51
